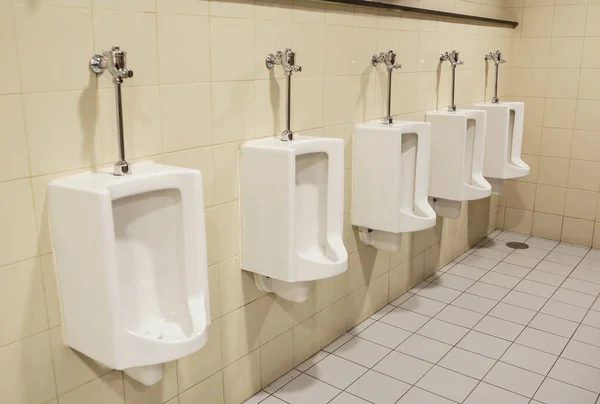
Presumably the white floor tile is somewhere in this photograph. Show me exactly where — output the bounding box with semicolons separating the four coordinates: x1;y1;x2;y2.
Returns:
592;298;600;312
530;313;579;338
458;330;511;359
334;337;391;368
515;327;569;355
502;290;547;311
525;270;566;287
373;351;432;384
416;283;462;304
349;319;375;335
409;281;429;294
492;262;531;278
534;378;598;404
347;370;410;404
432;273;475;291
546;251;582;267
243;391;270;404
329;392;371;404
482;239;515;252
438;347;495;379
399;295;447;317
513;246;550;259
455;252;471;262
578;258;600;271
452;293;497;314
552;288;596;308
261;397;288;404
514;279;557;298
480;271;521;289
484;362;544;397
541;299;587;323
526;237;559;251
358;321;411;349
585;249;600;262
562;340;600;370
536;260;575;276
306;354;367;390
583;310;600;328
297;351;329;372
396;334;453;364
489;302;537;325
503;253;541;269
417;318;469;345
416;366;478;402
549;358;600;394
274;374;341;404
264;370;301;393
467;281;510;301
496;231;529;243
459;256;499;271
380;308;430;332
562;277;600;296
464;382;530;404
434;305;484;329
447;262;488;280
500;343;557;375
396;387;454;404
324;333;354;352
391;292;414;306
554;243;590;258
370;305;395;320
571;269;600;285
474;316;525;341
573;325;600;348
473;248;510;261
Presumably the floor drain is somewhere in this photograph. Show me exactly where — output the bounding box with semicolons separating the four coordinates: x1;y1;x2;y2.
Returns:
506;241;529;250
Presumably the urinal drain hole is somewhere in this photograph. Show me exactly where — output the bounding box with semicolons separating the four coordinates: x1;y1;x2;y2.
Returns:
506;241;529;250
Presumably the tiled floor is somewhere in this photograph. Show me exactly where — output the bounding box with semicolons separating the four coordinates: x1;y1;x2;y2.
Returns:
244;231;600;404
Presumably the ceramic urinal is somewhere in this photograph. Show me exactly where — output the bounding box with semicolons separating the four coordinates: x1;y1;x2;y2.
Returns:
240;137;348;303
352;122;437;252
48;162;210;386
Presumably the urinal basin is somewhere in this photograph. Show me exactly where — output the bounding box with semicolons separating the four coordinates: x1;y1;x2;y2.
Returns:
48;161;210;384
475;101;529;180
352;121;436;252
426;109;492;202
240;136;348;284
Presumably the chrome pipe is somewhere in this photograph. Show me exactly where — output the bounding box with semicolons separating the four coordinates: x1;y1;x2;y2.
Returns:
440;50;463;112
114;79;129;175
266;49;302;141
372;50;401;124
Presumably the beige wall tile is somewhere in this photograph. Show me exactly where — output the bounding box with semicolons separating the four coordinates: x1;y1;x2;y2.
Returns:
509;68;547;97
220;301;260;367
93;0;155;11
256;0;293;21
160;84;212;152
552;5;586;36
522;6;554;37
518;38;552;67
208;263;220;321
571;130;600;161
568;159;600;190
293;0;326;23
324;25;354;76
59;371;123;404
205;201;239;265
0;95;29;182
320;297;347;346
211;81;255;144
0;1;21;95
177;320;222;392
519;154;540;183
0;179;38;267
549;38;584;68
163;146;215;207
594;222;600;249
210;0;254;18
535;184;567;215
540;128;573;157
222;350;261;404
291;22;324;78
582;37;600;68
537;156;570;186
546;68;580;99
521;97;546;126
123;361;177;404
522;126;542;154
291;77;324;131
504;207;533;234
565;188;598;219
505;180;537;210
293;312;322;366
0;258;47;347
158;14;210;84
14;6;93;93
255;20;293;80
210;18;254;81
219;257;262;316
157;0;209;15
532;212;563;240
40;254;60;328
575;100;600;131
562;217;594;245
0;331;55;404
178;371;223;404
577;69;600;100
254;78;287;137
585;5;600;36
260;330;293;387
352;27;378;75
543;98;576;129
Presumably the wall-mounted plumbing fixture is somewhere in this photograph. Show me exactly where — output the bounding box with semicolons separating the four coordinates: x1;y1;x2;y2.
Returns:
372;50;402;124
485;50;506;104
266;49;302;141
90;46;135;175
440;50;464;112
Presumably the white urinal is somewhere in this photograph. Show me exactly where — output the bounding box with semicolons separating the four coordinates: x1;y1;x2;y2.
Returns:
426;110;492;218
474;101;530;194
240;136;348;303
48;161;210;386
352;122;437;252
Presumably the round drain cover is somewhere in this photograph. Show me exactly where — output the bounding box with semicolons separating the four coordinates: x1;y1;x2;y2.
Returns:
506;241;529;249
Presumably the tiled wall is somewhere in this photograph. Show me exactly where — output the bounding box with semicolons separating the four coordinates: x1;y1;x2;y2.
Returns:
500;0;600;247
0;0;509;403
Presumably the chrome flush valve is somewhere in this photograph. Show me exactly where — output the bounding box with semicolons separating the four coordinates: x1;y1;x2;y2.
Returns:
266;48;302;76
372;50;402;72
440;50;464;67
90;46;134;84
